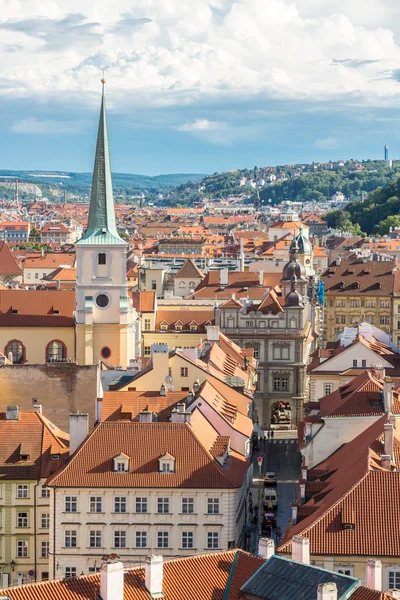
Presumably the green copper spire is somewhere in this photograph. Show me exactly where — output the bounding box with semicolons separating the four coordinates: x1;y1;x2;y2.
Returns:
77;79;125;245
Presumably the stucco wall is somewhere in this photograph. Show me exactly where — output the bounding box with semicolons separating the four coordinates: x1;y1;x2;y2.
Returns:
0;364;97;431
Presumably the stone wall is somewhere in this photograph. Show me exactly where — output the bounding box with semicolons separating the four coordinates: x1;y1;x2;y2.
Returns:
0;363;97;432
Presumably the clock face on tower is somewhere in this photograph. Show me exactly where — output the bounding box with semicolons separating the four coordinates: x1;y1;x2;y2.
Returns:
96;294;109;308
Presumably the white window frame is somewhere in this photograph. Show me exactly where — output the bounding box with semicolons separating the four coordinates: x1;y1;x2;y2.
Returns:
207;531;219;549
207;498;220;514
17;512;28;528
114;496;127;513
324;383;333;396
17;484;29;499
41;513;50;529
64;530;77;548
387;568;400;591
89;530;102;548
182;497;194;514
114;530;127;549
17;540;28;558
136;531;147;548
41;541;49;558
65;567;77;579
136;497;148;513
157;531;169;549
89;496;103;513
182;531;194;549
41;485;50;498
157;497;170;514
65;496;77;513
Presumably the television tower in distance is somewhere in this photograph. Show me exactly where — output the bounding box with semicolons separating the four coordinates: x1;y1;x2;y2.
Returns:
384;144;391;168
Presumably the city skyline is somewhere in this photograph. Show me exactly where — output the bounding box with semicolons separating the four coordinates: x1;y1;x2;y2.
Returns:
2;0;400;174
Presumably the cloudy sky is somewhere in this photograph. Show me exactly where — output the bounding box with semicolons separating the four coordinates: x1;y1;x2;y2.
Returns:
2;0;400;175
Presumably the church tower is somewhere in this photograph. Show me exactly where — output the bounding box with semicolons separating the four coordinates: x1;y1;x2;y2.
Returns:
75;80;137;367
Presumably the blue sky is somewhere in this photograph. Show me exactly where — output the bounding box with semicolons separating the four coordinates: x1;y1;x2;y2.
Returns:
2;0;400;175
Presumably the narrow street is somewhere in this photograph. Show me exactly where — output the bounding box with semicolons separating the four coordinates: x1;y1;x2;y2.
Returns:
248;433;301;554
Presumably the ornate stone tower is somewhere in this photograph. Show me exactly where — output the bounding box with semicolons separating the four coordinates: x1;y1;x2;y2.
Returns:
75;81;136;367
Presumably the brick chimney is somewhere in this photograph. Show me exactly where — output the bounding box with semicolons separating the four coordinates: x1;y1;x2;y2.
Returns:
145;555;163;596
291;536;310;565
317;582;337;600
258;537;275;559
69;413;89;456
366;559;382;591
100;559;124;600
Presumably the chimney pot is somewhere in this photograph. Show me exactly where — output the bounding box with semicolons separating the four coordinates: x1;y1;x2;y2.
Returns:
145;555;163;596
69;413;89;455
258;537;275;559
139;411;153;423
291;535;310;565
317;582;337;600
33;404;42;414
100;559;124;600
366;559;382;591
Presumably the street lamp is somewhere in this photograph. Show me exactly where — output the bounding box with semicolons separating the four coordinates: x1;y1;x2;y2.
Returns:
10;560;16;572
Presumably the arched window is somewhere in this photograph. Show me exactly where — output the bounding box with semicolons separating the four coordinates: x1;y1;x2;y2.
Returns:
98;253;106;265
5;340;25;364
46;340;65;362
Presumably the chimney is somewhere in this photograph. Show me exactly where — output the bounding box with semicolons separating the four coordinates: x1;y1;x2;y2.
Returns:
301;466;307;481
176;402;186;413
160;384;166;397
383;376;393;412
100;559;124;600
145;555;163;596
33;404;42;414
69;413;89;455
171;408;191;424
317;582;337;600
299;481;306;503
220;267;229;287
206;325;220;342
259;269;264;286
366;559;382;591
151;344;169;385
291;504;298;525
258;537;275;559
384;422;394;460
182;347;198;363
381;454;391;470
291;536;310;565
139;411;153;423
6;406;19;421
336;256;341;266
374;364;385;382
240;237;245;271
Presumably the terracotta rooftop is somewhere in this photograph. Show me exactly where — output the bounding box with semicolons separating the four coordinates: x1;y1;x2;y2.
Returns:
0;409;69;480
174;257;204;279
0;242;22;275
156;308;214;332
101;390;188;421
130;290;156;313
46;421;247;489
23;252;75;270
0;550;264;600
0;289;75;326
322;255;397;296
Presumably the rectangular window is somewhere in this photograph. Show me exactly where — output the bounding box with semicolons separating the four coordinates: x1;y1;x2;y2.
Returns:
17;484;28;499
64;530;77;548
144;318;151;331
17;540;28;558
336;567;353;576
157;531;169;549
41;513;50;529
180;367;188;377
207;532;219;549
207;498;220;514
89;530;102;548
65;567;77;579
389;571;400;590
151;280;157;290
65;496;77;513
253;347;260;359
136;531;147;548
273;377;288;392
17;512;28;528
157;497;170;514
41;485;50;498
89;496;103;513
114;531;127;549
353;359;357;368
114;497;127;513
182;497;194;514
41;541;49;558
144;346;151;356
161;462;172;473
324;384;333;396
246;321;253;328
341;315;346;324
136;497;148;513
362;359;367;367
182;531;194;549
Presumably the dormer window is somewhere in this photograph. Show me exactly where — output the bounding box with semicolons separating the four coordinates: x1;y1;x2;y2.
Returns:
159;453;175;473
160;321;169;331
113;453;130;473
175;321;183;332
189;321;198;332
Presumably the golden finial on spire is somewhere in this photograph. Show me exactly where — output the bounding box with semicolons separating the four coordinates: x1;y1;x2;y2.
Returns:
101;69;106;85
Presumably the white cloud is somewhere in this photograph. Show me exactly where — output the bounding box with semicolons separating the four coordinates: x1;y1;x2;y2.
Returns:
1;0;400;113
314;136;338;149
178;119;224;131
11;117;83;134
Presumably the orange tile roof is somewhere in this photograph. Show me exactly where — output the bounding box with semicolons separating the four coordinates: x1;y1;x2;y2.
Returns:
279;416;400;557
174;258;204;279
0;242;22;275
156;308;214;331
101;390;188;421
47;421;244;489
24;252;75;269
257;289;283;314
0;289;75;326
41;222;71;233
0;550;264;600
129;290;156;313
0;410;69;480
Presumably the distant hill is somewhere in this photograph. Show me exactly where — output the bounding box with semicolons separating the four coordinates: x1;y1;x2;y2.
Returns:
0;170;206;201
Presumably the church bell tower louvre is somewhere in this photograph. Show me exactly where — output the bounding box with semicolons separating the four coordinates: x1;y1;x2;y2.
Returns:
75;79;137;367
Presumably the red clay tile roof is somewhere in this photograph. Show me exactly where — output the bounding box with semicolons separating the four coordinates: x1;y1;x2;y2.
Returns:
41;222;71;233
0;410;69;480
352;588;398;600
0;289;75;326
156;308;214;331
174;258;204;279
319;371;400;417
279;416;400;557
23;252;75;269
101;390;188;421
0;242;22;275
257;289;283;314
322;255;397;296
129;290;156;312
0;550;264;600
46;421;245;489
